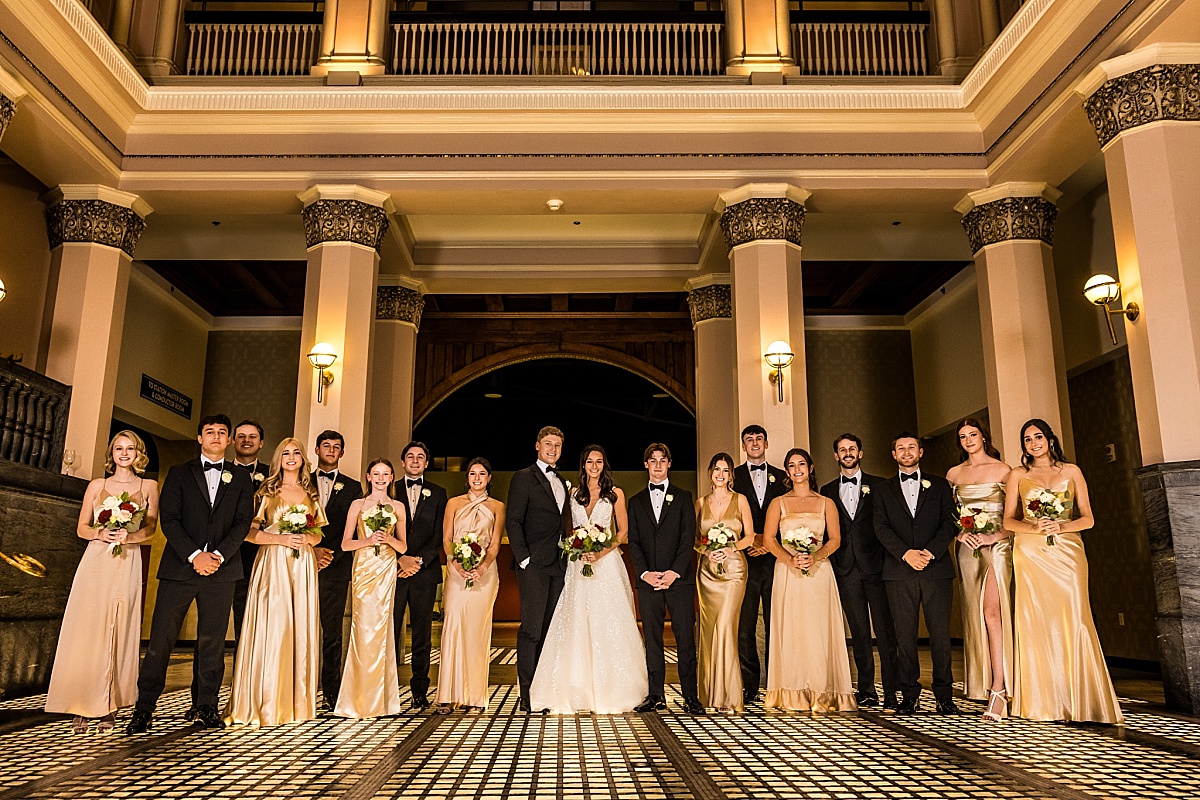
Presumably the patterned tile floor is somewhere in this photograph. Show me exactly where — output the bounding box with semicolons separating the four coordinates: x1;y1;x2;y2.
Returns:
0;646;1194;800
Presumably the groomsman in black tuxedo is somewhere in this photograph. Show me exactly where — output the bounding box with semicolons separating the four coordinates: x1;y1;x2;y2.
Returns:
127;414;254;733
393;441;448;710
731;424;788;704
819;433;900;709
230;419;268;640
873;432;959;715
507;426;570;713
628;443;703;715
311;430;363;711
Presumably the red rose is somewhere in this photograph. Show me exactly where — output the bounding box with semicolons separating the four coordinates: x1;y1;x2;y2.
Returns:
97;509;112;524
960;515;974;529
1027;500;1041;511
119;502;136;513
572;537;584;549
469;542;482;555
305;514;316;527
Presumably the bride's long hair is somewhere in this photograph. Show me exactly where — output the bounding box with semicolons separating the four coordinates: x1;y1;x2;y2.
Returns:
574;444;617;507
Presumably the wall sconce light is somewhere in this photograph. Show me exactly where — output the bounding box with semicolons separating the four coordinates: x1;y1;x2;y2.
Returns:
307;343;337;404
0;277;7;302
764;340;794;403
1083;274;1139;346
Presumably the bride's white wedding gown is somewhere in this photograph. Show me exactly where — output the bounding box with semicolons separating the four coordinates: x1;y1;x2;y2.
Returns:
530;496;649;714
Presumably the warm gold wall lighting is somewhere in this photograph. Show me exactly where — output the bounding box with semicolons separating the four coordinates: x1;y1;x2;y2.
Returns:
1083;274;1140;345
764;340;794;403
307;343;338;404
0;277;8;302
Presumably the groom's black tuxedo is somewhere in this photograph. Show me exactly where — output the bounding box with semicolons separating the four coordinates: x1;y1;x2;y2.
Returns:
507;463;570;703
873;469;957;702
627;483;698;702
394;475;447;702
313;468;362;707
137;458;254;713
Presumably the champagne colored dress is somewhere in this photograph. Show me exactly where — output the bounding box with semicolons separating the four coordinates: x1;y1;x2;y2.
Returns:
335;505;402;718
1012;478;1123;724
225;492;327;727
436;495;500;710
765;502;857;713
954;482;1013;701
696;493;748;711
45;488;145;717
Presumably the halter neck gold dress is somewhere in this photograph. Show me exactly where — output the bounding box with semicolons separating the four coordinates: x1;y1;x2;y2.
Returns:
696;492;748;711
954;481;1013;701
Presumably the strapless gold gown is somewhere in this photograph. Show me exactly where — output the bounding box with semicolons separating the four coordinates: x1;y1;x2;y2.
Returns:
954;482;1013;701
1012;478;1123;723
696;494;747;711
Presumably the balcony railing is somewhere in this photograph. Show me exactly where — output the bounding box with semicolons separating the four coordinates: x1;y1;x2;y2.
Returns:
0;360;70;473
791;21;927;76
185;21;323;76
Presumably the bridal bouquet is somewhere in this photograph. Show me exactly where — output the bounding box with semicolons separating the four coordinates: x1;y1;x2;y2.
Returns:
956;506;999;559
362;503;398;555
276;504;321;558
698;521;735;575
93;493;146;557
451;531;485;588
561;522;615;577
780;525;821;576
1026;488;1072;546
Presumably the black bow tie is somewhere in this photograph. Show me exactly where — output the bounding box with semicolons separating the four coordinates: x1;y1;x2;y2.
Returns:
318;470;337;480
841;475;858;485
650;483;666;492
900;472;919;482
749;463;766;472
202;460;223;471
236;462;255;471
406;479;423;490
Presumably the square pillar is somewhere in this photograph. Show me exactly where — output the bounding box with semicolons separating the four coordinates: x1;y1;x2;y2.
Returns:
369;280;424;460
687;275;739;484
311;0;392;77
724;0;800;76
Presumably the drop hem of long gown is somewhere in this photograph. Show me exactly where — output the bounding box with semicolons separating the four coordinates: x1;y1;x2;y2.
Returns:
763;689;858;712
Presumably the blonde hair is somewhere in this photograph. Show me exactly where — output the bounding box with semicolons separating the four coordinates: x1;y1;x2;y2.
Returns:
105;430;150;475
258;437;316;498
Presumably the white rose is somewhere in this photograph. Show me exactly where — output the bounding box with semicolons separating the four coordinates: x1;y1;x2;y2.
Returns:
285;511;307;526
422;488;431;498
252;472;265;482
333;482;344;492
975;511;991;526
769;475;776;484
921;479;931;490
666;494;674;503
221;471;232;484
861;486;871;495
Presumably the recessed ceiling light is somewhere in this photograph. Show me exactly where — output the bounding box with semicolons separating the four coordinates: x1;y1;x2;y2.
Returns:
483;392;502;399
547;199;564;211
573;220;581;225
652;392;670;399
891;220;901;226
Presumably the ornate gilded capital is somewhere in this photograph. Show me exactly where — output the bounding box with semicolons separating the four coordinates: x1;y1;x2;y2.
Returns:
377;285;424;328
960;197;1057;254
302;199;390;250
688;284;732;327
719;197;805;250
0;94;14;142
45;199;147;257
1084;63;1200;148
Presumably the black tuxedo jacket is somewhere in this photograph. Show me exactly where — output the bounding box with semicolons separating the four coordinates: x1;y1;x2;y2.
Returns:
506;464;570;570
872;471;957;582
820;472;886;577
400;477;448;583
732;462;789;544
315;469;364;581
626;484;696;584
157;458;255;583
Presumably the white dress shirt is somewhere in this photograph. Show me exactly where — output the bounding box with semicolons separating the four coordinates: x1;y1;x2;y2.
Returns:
649;478;670;522
746;461;768;505
839;470;863;519
900;468;922;516
538;459;566;510
405;475;424;517
317;470;338;509
190;459;226;564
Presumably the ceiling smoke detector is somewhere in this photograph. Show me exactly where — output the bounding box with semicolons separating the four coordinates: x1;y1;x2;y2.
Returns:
546;199;564;211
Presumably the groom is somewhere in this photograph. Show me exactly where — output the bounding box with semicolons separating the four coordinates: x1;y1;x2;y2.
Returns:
507;425;570;713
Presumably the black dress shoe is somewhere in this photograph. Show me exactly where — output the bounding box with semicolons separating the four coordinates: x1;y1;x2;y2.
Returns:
683;697;706;715
896;698;919;715
634;695;667;713
519;697;532;713
125;710;152;735
183;706;199;722
194;705;226;729
855;691;880;708
935;699;960;715
882;693;901;710
411;694;431;711
742;689;759;705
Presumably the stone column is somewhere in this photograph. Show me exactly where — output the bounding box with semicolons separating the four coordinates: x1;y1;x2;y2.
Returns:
724;0;799;77
688;275;739;486
978;0;1001;49
145;0;185;75
719;184;810;450
956;183;1071;464
296;185;393;476
312;0;391;77
932;0;959;76
43;186;150;478
109;0;136;54
1081;45;1200;713
369;280;424;460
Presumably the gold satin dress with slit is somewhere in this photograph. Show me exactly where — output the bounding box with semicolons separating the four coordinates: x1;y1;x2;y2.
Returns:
696;494;747;711
436;495;500;710
1012;478;1123;724
335;507;402;718
225;493;326;727
954;482;1013;701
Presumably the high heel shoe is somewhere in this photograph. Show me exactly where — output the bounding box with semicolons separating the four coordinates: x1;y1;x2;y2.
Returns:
70;716;90;735
982;690;1007;721
97;713;117;734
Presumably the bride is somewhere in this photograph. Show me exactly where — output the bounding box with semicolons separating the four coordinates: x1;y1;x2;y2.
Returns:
530;444;649;714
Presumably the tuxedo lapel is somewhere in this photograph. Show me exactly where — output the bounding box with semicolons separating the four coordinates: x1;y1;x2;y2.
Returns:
210;464;231;515
191;460;210;507
888;477;911;518
533;466;560;507
914;477;931;520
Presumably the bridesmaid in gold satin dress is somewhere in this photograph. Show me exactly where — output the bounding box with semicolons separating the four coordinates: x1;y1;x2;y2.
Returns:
762;448;856;714
225;438;327;727
695;452;755;713
335;459;407;718
945;417;1013;721
1004;418;1123;725
46;431;159;734
436;458;505;714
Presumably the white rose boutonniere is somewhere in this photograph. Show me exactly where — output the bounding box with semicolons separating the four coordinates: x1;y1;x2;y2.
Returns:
221;471;232;484
252;472;265;483
565;480;572;491
921;479;931;490
666;494;674;503
422;488;431;498
861;485;871;496
768;475;776;484
333;482;344;492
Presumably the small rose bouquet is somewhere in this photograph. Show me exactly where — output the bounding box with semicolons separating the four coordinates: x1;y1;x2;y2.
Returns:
956;506;999;559
1026;488;1072;546
93;493;146;557
451;531;485;588
698;521;735;575
362;503;398;555
276;504;321;558
781;525;821;576
561;522;615;577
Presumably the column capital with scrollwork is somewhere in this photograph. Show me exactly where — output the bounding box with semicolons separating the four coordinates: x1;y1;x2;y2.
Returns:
955;182;1061;255
1079;44;1200;148
377;278;425;329
716;184;809;251
686;275;732;328
0;65;27;144
299;185;395;251
42;185;152;258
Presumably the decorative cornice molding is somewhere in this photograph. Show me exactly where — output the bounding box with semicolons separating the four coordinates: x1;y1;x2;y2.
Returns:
377;285;424;327
1083;63;1200;148
0;94;14;143
719;197;806;250
687;283;731;327
45;199;147;256
302;199;390;249
960;196;1057;254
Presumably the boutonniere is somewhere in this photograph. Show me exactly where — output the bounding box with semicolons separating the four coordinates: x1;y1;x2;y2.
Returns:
861;485;871;496
768;475;776;484
666;494;674;503
221;471;232;484
565;480;572;491
422;488;431;498
921;479;931;490
252;472;265;483
333;482;344;492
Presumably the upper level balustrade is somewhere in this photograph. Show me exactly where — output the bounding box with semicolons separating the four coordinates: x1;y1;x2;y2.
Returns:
0;360;70;474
